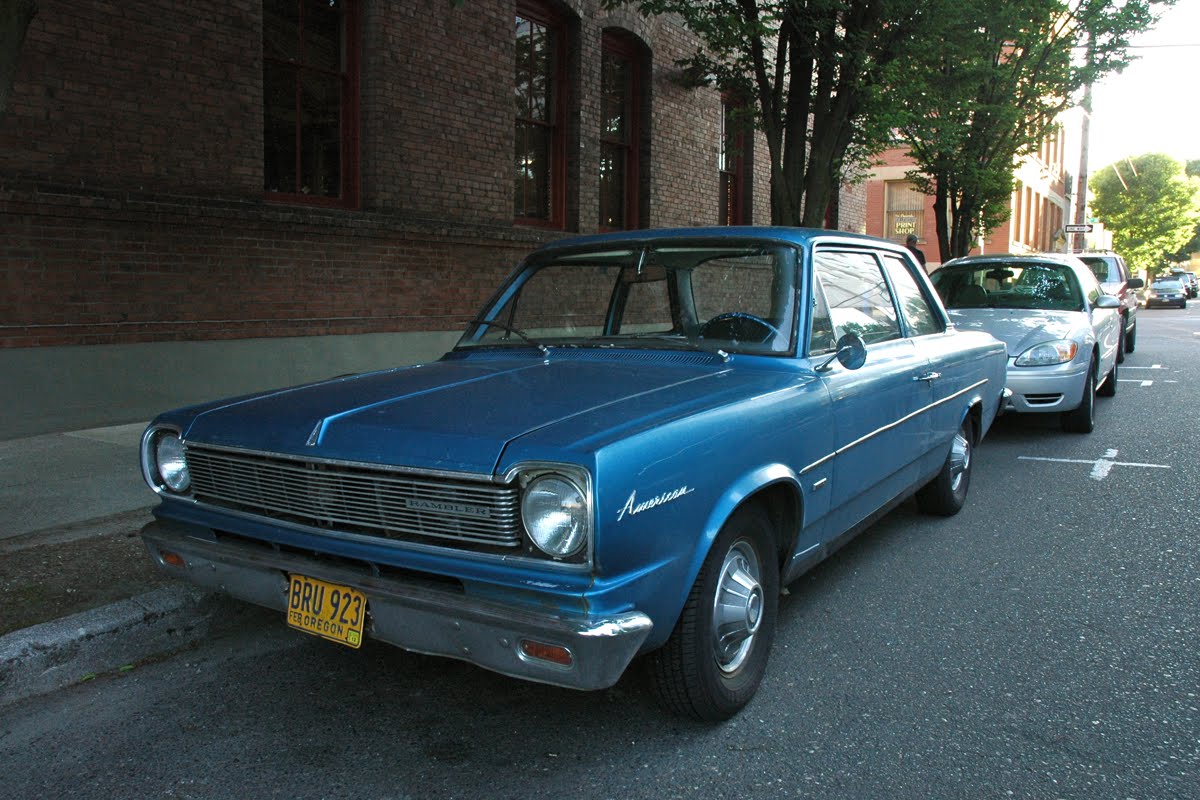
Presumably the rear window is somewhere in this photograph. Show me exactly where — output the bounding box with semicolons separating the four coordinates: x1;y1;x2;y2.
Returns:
1079;256;1118;283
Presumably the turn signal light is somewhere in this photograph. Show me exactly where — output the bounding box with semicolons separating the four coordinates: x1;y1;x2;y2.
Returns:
160;550;186;568
519;639;573;667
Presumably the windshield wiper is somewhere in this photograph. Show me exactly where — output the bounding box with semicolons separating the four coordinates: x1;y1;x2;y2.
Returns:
467;318;548;356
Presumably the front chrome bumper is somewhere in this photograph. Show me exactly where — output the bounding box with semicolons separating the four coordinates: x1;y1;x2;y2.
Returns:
141;520;652;691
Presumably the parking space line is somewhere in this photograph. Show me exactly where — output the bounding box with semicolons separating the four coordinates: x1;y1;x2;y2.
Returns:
1018;449;1171;481
1116;379;1153;386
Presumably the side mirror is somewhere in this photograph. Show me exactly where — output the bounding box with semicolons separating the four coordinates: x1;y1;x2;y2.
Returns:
1126;277;1144;289
1093;294;1121;310
818;333;868;372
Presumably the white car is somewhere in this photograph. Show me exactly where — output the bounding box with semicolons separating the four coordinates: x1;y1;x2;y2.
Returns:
931;253;1122;433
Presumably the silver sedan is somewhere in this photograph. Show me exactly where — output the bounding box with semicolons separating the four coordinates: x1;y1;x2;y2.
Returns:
931;253;1122;433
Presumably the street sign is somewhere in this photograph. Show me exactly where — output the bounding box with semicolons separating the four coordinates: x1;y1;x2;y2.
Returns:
1065;223;1093;233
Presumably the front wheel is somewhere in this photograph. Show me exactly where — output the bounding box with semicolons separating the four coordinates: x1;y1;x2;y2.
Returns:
1061;358;1096;433
648;505;779;722
1125;321;1136;353
916;416;974;516
1098;356;1118;397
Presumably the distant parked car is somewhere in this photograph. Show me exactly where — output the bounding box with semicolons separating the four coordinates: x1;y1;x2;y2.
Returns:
1075;251;1142;361
1145;278;1188;308
138;227;1008;720
931;253;1122;433
1169;269;1198;298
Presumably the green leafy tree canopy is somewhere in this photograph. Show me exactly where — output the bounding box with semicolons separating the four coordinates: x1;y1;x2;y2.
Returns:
894;0;1165;260
612;0;930;227
1090;153;1200;274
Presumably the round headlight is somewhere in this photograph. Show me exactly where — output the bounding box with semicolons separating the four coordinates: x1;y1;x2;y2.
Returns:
522;475;587;557
1014;339;1078;366
155;433;191;493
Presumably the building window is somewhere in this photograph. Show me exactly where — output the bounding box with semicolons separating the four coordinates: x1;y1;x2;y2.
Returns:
719;99;747;225
884;180;925;242
263;0;359;206
515;2;567;227
599;31;643;231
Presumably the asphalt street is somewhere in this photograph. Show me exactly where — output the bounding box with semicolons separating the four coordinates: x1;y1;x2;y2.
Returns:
2;309;1197;799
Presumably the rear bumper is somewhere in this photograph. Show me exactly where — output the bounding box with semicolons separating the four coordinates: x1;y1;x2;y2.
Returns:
141;520;652;691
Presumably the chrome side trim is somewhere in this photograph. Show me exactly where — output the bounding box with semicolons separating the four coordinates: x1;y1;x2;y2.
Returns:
799;378;988;475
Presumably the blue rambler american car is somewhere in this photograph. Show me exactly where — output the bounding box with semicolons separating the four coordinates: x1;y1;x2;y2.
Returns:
139;227;1007;720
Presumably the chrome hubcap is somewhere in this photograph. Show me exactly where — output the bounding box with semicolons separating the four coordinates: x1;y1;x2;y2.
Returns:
712;540;763;674
948;428;971;493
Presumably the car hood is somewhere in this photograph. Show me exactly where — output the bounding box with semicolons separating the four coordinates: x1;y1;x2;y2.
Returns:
946;309;1083;357
177;351;785;474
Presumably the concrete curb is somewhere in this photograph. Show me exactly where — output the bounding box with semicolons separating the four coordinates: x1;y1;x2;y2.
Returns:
0;585;238;707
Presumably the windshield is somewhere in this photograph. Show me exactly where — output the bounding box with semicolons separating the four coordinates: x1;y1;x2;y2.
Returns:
1151;281;1182;290
931;262;1083;312
458;241;799;355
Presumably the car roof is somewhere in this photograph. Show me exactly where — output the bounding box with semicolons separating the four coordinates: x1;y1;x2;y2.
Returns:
941;253;1088;269
531;226;905;255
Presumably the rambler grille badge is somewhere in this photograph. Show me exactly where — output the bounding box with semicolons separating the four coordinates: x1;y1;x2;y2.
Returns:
617;485;693;521
404;498;492;518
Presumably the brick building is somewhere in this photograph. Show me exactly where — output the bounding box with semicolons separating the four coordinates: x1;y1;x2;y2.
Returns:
1;0;867;438
864;125;1070;271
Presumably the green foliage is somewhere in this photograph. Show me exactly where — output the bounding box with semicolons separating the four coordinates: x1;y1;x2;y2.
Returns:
893;0;1165;260
611;0;928;227
1091;153;1200;274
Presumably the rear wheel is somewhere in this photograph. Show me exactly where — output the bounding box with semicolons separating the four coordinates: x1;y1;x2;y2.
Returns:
916;416;974;516
1061;358;1096;433
649;505;779;722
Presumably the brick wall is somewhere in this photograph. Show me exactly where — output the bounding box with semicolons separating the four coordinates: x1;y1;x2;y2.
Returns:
1;0;856;357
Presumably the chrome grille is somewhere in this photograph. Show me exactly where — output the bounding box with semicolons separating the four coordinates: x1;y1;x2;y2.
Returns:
185;446;521;549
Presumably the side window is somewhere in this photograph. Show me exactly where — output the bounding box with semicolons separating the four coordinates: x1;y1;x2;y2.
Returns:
881;254;943;337
813;250;901;345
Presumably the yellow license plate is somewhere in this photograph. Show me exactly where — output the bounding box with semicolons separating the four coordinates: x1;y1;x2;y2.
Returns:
286;574;367;648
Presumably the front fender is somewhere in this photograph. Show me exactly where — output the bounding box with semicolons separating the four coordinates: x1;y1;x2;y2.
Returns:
656;464;802;644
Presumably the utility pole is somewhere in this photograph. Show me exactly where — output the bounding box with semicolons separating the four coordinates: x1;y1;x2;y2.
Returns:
1072;38;1093;253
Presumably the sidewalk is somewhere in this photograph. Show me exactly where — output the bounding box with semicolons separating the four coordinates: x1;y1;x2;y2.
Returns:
0;423;229;706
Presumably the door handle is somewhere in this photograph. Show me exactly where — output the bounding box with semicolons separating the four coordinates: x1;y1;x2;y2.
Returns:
913;371;941;382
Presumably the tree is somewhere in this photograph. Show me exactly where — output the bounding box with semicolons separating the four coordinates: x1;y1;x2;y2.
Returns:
1090;153;1200;275
894;0;1164;261
613;0;928;227
0;0;36;119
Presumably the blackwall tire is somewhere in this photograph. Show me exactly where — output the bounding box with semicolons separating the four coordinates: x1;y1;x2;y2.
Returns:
1061;359;1096;433
648;505;779;722
916;416;974;517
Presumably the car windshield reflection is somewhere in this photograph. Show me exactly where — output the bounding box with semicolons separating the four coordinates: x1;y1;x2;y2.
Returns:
457;242;799;355
932;263;1084;312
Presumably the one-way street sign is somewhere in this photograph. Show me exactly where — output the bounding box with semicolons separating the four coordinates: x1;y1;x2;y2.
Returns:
1065;223;1093;233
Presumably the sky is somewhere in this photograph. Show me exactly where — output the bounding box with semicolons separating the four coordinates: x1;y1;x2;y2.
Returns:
1086;0;1200;170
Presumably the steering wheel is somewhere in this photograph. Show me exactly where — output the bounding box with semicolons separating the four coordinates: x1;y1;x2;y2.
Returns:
698;312;782;344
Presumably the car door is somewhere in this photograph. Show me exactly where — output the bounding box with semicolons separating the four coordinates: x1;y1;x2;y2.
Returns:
877;251;967;473
810;247;934;537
